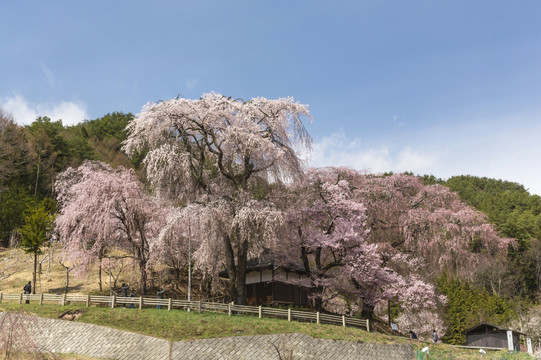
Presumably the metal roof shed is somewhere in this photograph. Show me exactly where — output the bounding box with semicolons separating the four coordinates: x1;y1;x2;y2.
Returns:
464;323;526;351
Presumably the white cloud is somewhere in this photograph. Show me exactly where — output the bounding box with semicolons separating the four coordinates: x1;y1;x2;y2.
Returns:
41;63;55;87
424;121;541;196
185;78;199;90
1;95;37;126
310;131;440;174
396;147;440;171
392;115;406;128
309;111;541;196
0;95;88;126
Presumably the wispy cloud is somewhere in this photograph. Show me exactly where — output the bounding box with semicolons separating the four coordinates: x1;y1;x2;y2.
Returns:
41;63;55;87
185;78;199;90
309;111;541;196
392;115;406;128
0;95;88;126
310;131;440;174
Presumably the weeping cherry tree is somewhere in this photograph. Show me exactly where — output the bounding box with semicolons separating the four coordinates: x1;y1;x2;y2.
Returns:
123;92;312;304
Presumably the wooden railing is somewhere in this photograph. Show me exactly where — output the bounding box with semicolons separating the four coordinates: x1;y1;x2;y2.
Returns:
0;292;370;331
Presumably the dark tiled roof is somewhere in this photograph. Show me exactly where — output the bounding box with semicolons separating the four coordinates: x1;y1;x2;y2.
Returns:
219;251;305;278
464;323;527;336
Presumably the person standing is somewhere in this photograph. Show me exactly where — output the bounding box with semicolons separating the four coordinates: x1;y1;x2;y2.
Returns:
157;287;165;309
23;281;31;304
120;283;129;307
432;329;439;343
129;290;136;308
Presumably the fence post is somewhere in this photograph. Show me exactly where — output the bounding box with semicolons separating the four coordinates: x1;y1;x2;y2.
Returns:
366;319;370;332
259;305;262;319
228;303;232;316
40;293;43;305
316;311;320;324
19;293;22;304
168;298;172;311
139;297;143;310
198;300;201;313
288;308;291;322
62;294;66;306
342;315;346;327
111;295;116;309
86;294;90;307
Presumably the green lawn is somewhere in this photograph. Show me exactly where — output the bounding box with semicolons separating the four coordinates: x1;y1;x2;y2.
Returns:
0;303;533;359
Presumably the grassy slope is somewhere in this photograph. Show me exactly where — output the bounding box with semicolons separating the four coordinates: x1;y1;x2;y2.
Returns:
0;303;532;360
0;247;104;295
0;248;533;359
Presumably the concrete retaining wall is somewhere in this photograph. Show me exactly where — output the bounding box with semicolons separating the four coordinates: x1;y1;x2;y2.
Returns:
0;312;414;360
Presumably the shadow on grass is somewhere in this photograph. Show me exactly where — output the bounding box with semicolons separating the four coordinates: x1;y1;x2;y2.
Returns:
47;285;83;293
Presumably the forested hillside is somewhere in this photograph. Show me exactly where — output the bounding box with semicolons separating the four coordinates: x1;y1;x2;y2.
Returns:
0;110;134;247
420;175;541;343
424;175;541;296
1;102;540;345
442;176;541;243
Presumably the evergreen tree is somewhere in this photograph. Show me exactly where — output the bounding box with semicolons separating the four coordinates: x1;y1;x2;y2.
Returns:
19;204;55;293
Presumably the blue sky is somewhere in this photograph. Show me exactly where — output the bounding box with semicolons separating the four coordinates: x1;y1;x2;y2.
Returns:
2;1;541;194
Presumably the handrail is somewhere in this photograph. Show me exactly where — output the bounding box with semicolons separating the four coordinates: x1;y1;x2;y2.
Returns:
0;292;369;331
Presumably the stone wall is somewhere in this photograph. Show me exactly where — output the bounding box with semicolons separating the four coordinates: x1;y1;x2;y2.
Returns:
0;312;169;360
171;333;415;360
0;312;415;360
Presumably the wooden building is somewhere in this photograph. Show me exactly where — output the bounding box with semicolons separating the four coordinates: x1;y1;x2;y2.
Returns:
220;256;310;306
464;323;525;351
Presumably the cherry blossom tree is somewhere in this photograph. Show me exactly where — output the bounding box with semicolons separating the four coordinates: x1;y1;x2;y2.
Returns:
274;167;395;313
351;173;514;279
278;168;467;325
55;160;165;294
326;172;513;328
123;93;311;304
389;275;447;337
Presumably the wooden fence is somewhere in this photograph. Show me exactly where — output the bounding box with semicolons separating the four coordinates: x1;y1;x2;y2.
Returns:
0;292;369;331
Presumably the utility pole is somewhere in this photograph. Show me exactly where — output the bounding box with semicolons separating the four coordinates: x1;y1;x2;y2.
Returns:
188;219;192;305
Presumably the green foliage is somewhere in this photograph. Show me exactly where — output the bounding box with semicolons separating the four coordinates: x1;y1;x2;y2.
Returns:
82;112;133;141
0;304;371;343
80;112;134;167
440;175;541;242
422;175;541;298
0;185;37;246
63;126;96;163
0;112;34;187
0;304;532;359
0;110;137;249
129;147;148;169
18;203;55;256
437;274;514;344
26;116;71;170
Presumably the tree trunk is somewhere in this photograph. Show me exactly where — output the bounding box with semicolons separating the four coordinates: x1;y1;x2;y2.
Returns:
139;259;148;294
59;262;70;293
65;266;69;293
0;178;3;206
200;271;212;299
98;259;103;292
47;246;52;281
224;235;237;302
313;286;324;312
222;231;251;305
34;162;40;197
234;241;248;305
32;253;37;294
360;302;375;319
387;299;392;325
